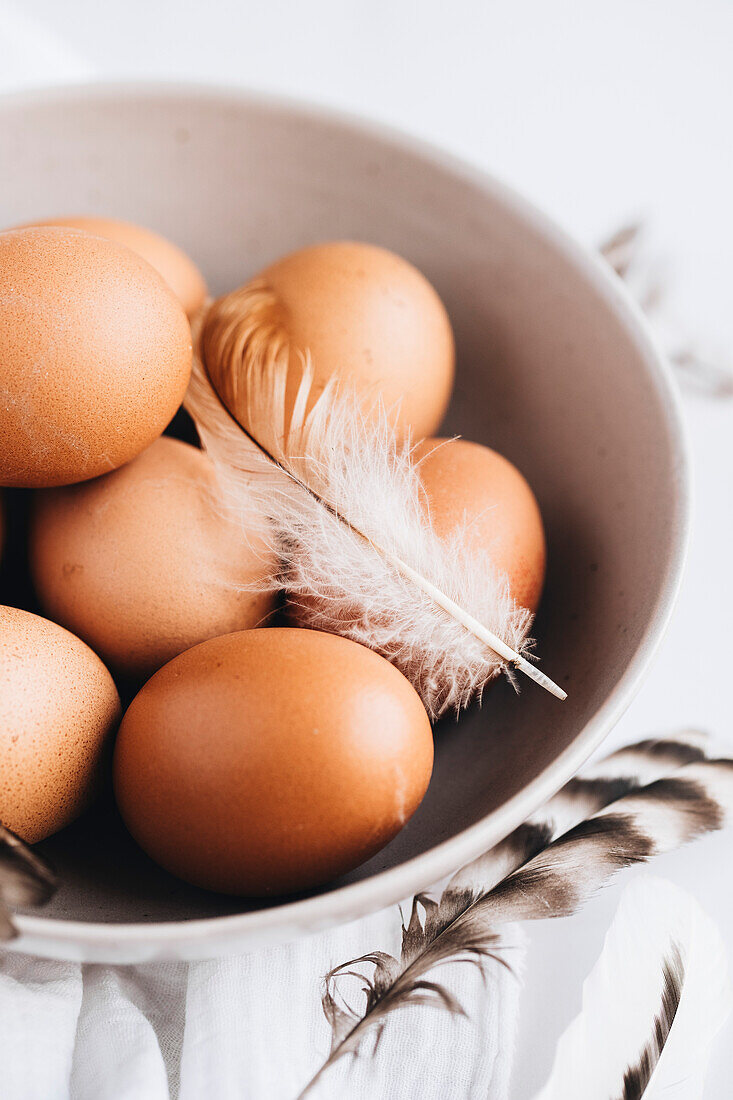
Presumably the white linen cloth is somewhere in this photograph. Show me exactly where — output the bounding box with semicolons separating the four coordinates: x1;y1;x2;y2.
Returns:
0;915;524;1100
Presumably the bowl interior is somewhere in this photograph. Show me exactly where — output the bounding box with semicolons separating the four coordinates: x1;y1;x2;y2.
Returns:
0;87;686;953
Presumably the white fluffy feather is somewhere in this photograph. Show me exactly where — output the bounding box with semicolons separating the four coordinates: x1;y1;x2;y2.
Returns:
186;335;534;717
535;875;731;1100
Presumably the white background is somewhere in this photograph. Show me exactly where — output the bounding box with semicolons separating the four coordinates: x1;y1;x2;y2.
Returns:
2;1;733;1096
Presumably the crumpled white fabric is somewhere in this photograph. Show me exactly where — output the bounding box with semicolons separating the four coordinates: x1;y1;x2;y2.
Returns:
0;911;524;1100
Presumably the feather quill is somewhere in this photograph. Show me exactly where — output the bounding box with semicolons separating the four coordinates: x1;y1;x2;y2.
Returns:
535;876;731;1100
185;291;565;715
299;734;726;1097
0;823;57;940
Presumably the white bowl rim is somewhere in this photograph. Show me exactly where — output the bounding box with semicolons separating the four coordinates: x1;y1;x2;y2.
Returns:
1;79;691;956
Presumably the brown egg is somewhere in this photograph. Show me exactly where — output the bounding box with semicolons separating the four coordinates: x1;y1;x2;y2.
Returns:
414;438;546;612
31;436;277;680
0;606;120;842
229;241;454;440
19;216;207;318
0;227;192;488
114;628;433;895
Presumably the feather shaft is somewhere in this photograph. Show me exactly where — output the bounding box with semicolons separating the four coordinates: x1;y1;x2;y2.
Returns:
191;369;563;698
186;297;565;713
384;552;566;699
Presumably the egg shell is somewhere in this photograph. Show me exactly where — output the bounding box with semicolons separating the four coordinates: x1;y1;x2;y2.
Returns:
414;437;546;612
0;227;192;488
0;605;120;842
19;216;207;318
31;436;277;680
114;628;433;896
258;241;455;440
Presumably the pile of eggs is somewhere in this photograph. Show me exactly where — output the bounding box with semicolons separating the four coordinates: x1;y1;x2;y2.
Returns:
0;219;545;898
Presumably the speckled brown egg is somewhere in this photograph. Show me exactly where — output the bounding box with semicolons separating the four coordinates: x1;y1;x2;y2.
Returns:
31;436;277;681
0;227;192;488
0;605;120;842
114;628;433;896
414;437;546;612
208;241;454;441
19;216;207;318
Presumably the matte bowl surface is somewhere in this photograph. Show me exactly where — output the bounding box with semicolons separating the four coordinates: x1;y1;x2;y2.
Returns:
0;84;688;962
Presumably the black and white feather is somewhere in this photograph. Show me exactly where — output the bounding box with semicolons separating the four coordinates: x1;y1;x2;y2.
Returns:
299;735;730;1096
447;729;710;897
535;876;731;1099
479;757;733;924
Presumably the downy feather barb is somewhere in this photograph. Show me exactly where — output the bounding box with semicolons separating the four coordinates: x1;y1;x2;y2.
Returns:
185;289;565;716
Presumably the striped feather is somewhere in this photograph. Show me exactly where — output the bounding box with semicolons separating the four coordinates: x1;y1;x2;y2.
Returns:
301;735;729;1097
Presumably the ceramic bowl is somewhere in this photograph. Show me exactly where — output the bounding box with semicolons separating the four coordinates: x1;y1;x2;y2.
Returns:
0;84;689;962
